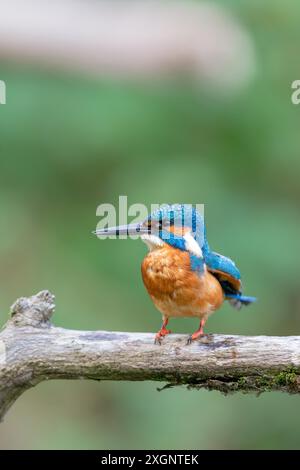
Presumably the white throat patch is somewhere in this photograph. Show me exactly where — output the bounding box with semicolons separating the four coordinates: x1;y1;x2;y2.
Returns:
183;232;203;258
141;232;203;256
141;234;164;251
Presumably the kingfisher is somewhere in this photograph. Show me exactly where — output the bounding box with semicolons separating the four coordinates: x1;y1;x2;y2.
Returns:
94;204;256;344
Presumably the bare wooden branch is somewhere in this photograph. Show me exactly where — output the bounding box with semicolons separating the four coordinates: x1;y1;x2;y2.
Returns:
0;291;300;422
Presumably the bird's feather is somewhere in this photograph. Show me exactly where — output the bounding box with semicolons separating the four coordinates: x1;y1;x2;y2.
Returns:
204;251;241;280
207;266;242;293
225;293;257;310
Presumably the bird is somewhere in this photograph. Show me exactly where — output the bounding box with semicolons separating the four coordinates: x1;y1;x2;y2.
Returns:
94;204;256;344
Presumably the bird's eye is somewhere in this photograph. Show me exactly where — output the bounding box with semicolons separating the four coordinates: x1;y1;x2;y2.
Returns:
144;219;152;232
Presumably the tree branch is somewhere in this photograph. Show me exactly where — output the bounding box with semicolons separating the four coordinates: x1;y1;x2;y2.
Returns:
0;291;300;421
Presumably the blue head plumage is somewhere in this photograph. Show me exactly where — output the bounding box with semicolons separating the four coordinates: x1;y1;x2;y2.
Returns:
147;204;206;249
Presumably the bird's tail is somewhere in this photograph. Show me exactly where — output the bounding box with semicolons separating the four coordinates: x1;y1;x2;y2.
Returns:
226;294;257;310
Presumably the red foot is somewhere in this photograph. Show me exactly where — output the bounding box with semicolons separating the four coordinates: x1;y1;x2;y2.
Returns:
187;319;206;344
155;327;172;345
154;319;171;345
190;329;204;341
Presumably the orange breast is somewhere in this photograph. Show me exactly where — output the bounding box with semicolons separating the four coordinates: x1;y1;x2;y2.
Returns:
141;246;224;319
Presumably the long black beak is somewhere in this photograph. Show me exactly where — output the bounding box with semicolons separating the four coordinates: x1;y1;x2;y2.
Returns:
93;223;148;237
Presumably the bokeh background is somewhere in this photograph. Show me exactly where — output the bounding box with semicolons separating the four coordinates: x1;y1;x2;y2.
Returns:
0;0;300;450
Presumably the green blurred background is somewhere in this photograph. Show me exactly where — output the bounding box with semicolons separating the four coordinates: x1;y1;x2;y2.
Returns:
0;0;300;449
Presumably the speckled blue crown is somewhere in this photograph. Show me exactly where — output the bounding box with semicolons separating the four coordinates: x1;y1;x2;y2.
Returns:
148;204;206;249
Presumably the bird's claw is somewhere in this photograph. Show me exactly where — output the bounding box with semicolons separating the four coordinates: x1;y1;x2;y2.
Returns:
154;335;163;345
186;335;193;345
186;331;204;345
154;329;171;345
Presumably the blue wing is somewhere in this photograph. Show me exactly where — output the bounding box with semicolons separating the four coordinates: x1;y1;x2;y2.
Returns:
204;250;257;309
204;251;241;281
205;250;242;294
